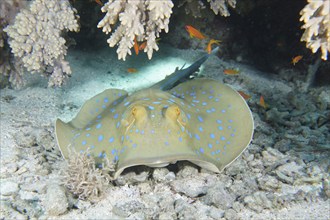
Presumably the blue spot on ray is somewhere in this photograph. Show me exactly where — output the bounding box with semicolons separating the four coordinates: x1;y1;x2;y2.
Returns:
82;140;87;145
208;143;213;148
109;137;114;143
198;116;203;122
96;123;102;129
218;126;223;130
217;120;222;124
210;133;215;139
104;98;109;103
199;126;203;132
98;135;104;142
195;134;201;140
199;147;205;153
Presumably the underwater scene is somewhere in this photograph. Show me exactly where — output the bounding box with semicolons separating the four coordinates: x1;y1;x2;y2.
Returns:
0;0;329;219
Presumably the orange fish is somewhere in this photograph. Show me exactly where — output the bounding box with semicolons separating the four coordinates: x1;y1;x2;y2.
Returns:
139;38;160;51
259;95;268;109
185;25;206;40
206;39;221;54
291;55;303;65
238;91;251;100
134;36;139;55
127;68;138;73
139;41;147;51
94;0;103;6
224;69;240;75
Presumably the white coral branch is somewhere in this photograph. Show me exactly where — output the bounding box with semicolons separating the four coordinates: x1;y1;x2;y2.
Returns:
98;0;173;60
4;0;79;86
300;0;330;60
207;0;236;17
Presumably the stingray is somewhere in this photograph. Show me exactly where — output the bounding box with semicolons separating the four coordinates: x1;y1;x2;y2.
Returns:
55;48;254;179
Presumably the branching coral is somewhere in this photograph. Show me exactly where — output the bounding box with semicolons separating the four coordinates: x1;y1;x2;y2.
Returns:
4;0;80;87
97;0;174;60
0;0;27;88
300;0;330;60
62;149;114;201
207;0;236;17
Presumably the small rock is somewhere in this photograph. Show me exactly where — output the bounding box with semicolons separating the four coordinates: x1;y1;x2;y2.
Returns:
322;176;330;198
225;159;248;176
273;139;291;152
0;201;27;220
0;181;19;196
115;169;149;185
209;206;224;219
170;176;209;197
176;162;199;178
243;191;273;213
257;175;282;191
201;183;235;209
19;190;39;201
224;209;238;220
0;163;18;177
165;172;176;181
112;200;145;217
153;168;170;182
159;212;176;220
275;170;294;184
275;161;304;184
44;184;68;216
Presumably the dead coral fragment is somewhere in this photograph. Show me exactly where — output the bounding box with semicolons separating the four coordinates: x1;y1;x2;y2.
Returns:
62;149;114;201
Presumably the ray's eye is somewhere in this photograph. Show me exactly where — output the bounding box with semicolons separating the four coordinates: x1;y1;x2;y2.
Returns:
131;105;147;120
165;105;180;121
132;107;137;116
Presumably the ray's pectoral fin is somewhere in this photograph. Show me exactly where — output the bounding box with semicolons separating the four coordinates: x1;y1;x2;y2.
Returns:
55;88;128;159
170;79;254;173
69;88;128;129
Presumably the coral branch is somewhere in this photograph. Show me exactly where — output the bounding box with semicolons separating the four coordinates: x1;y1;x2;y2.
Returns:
4;0;80;86
300;0;330;60
98;0;174;60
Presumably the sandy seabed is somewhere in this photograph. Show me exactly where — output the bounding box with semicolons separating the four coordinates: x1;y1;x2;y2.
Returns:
0;45;329;219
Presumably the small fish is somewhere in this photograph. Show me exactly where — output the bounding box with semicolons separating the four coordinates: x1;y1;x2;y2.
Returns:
238;91;251;100
291;55;303;65
139;41;147;51
127;68;138;73
139;39;160;51
259;95;268;109
206;39;221;54
224;69;240;75
134;37;139;55
94;0;103;6
185;25;206;40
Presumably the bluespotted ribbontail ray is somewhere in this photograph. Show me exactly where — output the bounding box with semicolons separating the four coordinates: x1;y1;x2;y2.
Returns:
55;48;254;179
